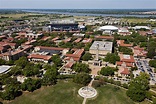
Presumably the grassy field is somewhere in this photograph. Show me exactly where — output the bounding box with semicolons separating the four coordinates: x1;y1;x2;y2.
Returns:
3;81;151;104
87;85;151;104
4;80;83;104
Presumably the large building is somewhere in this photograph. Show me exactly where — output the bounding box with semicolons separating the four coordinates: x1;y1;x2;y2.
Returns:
89;41;113;56
45;20;79;31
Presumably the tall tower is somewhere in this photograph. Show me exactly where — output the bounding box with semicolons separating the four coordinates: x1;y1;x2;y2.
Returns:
95;42;99;61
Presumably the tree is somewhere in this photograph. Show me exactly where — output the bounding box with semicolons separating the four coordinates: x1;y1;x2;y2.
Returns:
73;73;91;85
42;66;58;86
100;67;115;76
118;46;133;55
73;63;91;73
15;57;28;68
149;60;156;68
0;58;6;65
51;55;62;66
147;41;156;58
126;73;150;102
104;53;120;64
21;78;41;92
82;52;92;61
1;83;21;100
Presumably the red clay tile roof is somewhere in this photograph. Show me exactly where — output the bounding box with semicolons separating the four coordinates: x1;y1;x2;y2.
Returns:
95;36;114;40
64;62;74;68
121;68;130;75
82;38;93;44
36;46;66;51
120;54;135;63
117;40;133;47
73;38;82;43
27;54;52;61
65;49;84;61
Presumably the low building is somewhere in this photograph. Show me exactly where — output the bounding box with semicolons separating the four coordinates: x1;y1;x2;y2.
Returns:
25;33;43;39
98;25;118;34
118;28;132;36
0;65;11;74
89;41;113;56
95;36;114;41
117;54;135;67
73;33;85;37
27;54;52;63
82;38;93;44
64;49;84;62
133;46;147;58
117;40;133;47
34;46;69;56
0;45;33;61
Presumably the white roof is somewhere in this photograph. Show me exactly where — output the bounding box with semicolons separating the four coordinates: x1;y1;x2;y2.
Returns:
90;41;113;51
0;65;11;74
99;25;118;31
133;26;151;30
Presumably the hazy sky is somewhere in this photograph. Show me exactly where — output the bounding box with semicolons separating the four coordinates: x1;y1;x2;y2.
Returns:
0;0;156;9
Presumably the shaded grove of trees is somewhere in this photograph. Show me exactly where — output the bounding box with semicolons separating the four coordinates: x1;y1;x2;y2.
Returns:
82;52;92;61
73;73;91;86
147;41;156;59
149;60;156;68
126;73;150;102
51;55;62;67
73;63;91;73
42;65;58;86
104;53;120;64
21;78;41;92
118;46;133;55
100;67;116;76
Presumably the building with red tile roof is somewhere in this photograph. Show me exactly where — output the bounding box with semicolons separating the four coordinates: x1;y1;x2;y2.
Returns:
27;54;52;63
117;40;133;47
118;66;130;77
64;49;84;62
0;45;33;61
63;38;71;43
51;36;60;41
41;36;51;41
95;36;114;40
119;54;135;63
73;38;82;43
0;42;17;49
82;38;93;44
133;46;147;57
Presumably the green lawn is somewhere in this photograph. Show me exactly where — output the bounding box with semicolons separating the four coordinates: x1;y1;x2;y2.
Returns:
87;85;151;104
4;80;83;104
3;81;151;104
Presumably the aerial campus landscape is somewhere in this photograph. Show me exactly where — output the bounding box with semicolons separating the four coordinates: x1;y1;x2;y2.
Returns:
0;0;156;104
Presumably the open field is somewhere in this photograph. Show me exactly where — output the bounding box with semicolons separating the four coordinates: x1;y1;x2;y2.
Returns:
87;84;151;104
3;80;83;104
121;18;154;23
0;13;42;18
2;81;151;104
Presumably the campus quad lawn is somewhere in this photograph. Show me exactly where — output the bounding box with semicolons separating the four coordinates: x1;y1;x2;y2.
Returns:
87;84;151;104
5;80;83;104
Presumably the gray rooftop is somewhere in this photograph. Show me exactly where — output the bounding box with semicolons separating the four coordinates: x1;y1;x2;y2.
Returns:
90;41;113;51
0;65;11;74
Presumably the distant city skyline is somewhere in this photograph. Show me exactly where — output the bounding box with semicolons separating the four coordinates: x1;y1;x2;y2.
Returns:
0;0;156;9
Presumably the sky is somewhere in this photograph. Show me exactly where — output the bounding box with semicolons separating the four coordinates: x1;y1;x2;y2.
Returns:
0;0;156;9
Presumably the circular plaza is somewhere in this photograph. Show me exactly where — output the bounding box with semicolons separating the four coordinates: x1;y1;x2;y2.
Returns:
78;86;97;98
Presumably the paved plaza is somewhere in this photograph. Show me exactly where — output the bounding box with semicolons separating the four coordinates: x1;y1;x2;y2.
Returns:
78;86;97;99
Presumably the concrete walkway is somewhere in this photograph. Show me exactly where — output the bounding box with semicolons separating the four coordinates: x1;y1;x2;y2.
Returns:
82;78;94;104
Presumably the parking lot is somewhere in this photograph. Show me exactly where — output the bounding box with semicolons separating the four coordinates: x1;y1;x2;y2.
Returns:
135;58;156;85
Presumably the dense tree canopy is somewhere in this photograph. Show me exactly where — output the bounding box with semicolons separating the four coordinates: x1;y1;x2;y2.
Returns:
104;53;120;64
42;65;58;86
73;63;91;73
149;60;156;68
21;78;41;92
51;55;62;67
126;73;150;102
82;52;92;61
73;73;91;85
100;66;115;76
118;46;133;55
